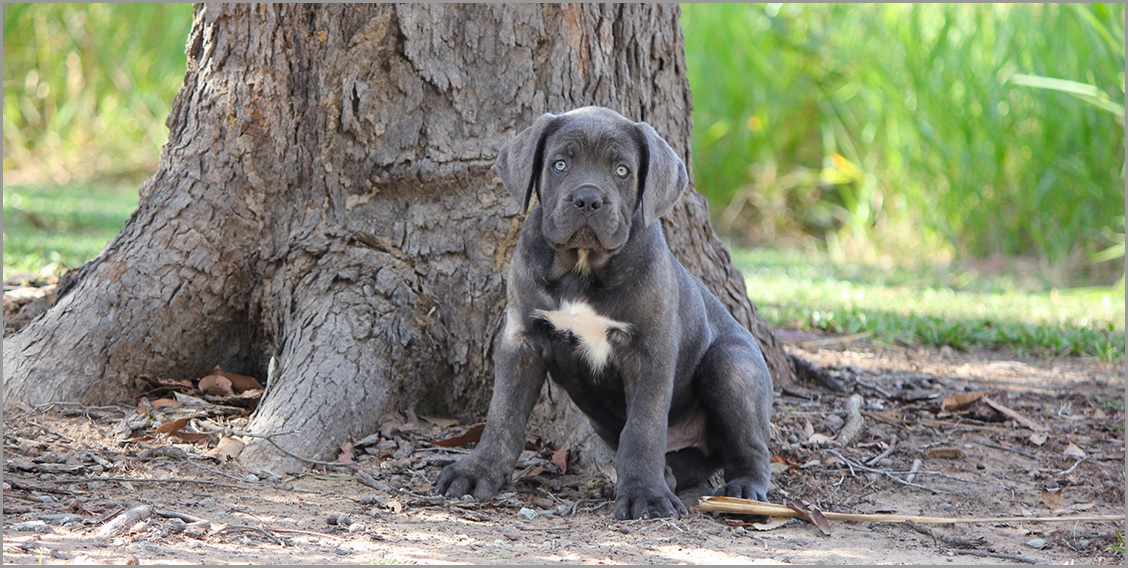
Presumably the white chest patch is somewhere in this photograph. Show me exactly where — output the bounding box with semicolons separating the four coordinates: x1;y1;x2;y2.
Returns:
534;300;631;373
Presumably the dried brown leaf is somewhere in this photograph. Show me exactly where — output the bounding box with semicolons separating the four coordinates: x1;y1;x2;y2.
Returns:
1028;431;1049;446
156;417;191;434
206;436;245;461
1041;487;1065;510
198;374;234;396
337;441;355;463
431;423;485;448
1063;442;1087;458
786;498;831;536
551;447;569;475
150;397;181;409
941;391;983;412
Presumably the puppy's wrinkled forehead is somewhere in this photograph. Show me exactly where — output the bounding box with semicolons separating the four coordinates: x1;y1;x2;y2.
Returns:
547;110;638;157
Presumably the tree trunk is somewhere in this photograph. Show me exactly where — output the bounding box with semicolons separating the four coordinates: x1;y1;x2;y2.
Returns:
3;4;804;474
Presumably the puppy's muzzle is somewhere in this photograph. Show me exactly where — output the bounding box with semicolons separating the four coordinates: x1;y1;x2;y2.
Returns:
570;189;603;218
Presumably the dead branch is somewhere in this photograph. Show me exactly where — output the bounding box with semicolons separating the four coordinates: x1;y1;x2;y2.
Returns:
697;496;1125;525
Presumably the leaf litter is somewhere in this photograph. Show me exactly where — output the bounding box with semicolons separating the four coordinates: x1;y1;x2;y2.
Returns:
3;341;1124;565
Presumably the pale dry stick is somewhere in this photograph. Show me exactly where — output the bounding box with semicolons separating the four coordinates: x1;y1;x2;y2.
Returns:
96;505;153;538
825;448;943;494
215;524;288;546
978;440;1037;459
864;435;897;466
1058;458;1085;476
27;420;75;443
153;509;208;524
836;394;865;446
697;496;1125;524
947;548;1041;564
904;458;923;483
44;475;247;490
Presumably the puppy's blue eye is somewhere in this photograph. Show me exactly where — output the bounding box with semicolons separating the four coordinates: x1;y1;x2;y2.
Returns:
615;165;629;178
553;160;567;172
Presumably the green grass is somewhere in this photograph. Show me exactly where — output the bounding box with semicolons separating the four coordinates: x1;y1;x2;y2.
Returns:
3;181;139;281
682;4;1125;286
734;247;1125;362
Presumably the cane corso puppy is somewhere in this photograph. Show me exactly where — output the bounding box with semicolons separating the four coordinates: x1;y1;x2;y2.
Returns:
436;106;773;519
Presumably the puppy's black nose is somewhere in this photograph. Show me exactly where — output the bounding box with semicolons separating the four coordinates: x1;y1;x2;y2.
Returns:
572;192;603;216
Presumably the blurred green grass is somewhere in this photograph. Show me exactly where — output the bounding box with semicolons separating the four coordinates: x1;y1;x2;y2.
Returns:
2;4;1123;362
3;181;139;280
734;247;1125;362
683;3;1125;287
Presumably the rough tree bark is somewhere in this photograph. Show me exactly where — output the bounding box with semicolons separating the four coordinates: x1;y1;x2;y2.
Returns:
3;4;810;474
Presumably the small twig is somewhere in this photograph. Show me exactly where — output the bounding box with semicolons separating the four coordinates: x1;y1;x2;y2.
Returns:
42;475;247;490
864;435;897;467
185;459;252;483
825;449;943;494
904;520;986;549
264;438;353;468
904;459;923;483
1058;458;1085;476
216;524;288;546
979;441;1037;459
153;509;208;524
27;420;74;443
854;379;893;399
947;548;1040;564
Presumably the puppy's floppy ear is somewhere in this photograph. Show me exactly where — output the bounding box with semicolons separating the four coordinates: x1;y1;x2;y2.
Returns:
636;121;689;227
494;112;558;213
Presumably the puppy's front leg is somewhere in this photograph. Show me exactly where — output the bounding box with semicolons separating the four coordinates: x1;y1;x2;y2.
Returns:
614;358;688;520
436;334;545;501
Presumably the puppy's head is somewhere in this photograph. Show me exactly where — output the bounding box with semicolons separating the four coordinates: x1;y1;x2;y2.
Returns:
494;107;688;254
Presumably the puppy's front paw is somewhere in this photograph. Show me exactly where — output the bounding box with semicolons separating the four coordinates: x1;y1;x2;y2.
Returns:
435;458;508;501
717;475;769;501
614;482;688;520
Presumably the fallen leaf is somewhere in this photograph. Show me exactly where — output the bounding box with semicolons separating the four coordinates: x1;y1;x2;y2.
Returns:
770;454;801;474
149;398;181;409
941;391;984;412
337;441;355;463
551;447;569;475
206;436;245;461
155;417;209;442
156;417;191;434
431;423;485;448
785;498;831;536
1028;432;1049;446
807;433;834;445
198;373;234;396
1040;487;1065;510
1063;442;1087;458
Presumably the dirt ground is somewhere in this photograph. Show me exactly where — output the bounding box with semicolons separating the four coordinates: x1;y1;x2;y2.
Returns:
3;327;1125;565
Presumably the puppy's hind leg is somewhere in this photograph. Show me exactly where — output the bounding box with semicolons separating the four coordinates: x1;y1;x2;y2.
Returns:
695;337;774;501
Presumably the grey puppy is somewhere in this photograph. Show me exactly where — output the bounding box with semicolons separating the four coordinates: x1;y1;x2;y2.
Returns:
436;106;773;520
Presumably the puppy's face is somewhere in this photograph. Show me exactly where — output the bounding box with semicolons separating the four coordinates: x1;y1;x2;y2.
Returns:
537;114;639;253
494;106;690;258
